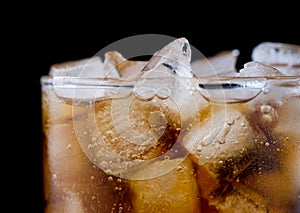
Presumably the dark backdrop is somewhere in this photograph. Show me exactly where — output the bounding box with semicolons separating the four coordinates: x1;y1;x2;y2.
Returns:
9;4;299;213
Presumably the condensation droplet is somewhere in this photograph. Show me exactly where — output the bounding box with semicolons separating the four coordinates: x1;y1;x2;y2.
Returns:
265;142;270;147
219;160;223;164
262;87;270;94
91;195;96;200
90;176;95;180
117;179;122;183
164;155;170;160
108;176;113;181
51;174;57;183
66;144;72;150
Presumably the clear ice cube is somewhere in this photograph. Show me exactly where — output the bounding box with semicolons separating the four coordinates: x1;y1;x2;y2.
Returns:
183;105;267;198
102;51;147;78
191;50;240;77
252;42;300;66
252;42;300;76
138;37;193;78
128;158;201;213
238;61;284;77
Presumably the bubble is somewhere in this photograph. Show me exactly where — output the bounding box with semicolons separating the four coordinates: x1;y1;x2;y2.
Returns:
66;144;72;150
226;117;235;125
260;105;272;114
262;87;270;94
164;156;170;160
218;140;226;144
99;160;108;169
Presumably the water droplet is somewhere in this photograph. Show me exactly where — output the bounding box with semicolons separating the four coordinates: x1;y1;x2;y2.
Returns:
91;137;97;143
265;142;270;147
164;155;170;160
91;195;96;200
83;131;88;135
66;144;72;150
219;160;223;164
90;176;95;180
262;87;270;94
117;179;122;183
108;176;113;181
51;174;57;183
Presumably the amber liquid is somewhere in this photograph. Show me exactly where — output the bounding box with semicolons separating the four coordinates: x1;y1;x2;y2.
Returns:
42;83;300;213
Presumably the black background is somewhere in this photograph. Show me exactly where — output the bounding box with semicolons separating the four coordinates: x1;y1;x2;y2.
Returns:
7;3;299;212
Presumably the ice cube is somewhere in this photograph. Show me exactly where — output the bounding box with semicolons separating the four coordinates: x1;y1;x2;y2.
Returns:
50;56;119;78
50;56;123;100
72;95;190;179
69;38;200;178
238;61;284;77
44;121;122;213
252;42;300;66
183;105;267;198
128;158;201;213
102;51;126;78
209;183;269;213
102;51;147;78
138;37;193;78
118;60;147;79
238;167;299;211
191;50;240;77
233;97;300;211
252;42;300;76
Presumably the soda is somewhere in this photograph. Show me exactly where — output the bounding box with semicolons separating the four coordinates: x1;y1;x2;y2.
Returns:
41;38;300;212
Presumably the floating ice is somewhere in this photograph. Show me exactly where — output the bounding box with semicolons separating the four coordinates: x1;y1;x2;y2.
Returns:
102;51;147;78
252;42;300;66
252;42;300;76
138;37;193;78
238;61;284;77
191;49;240;77
50;56;106;77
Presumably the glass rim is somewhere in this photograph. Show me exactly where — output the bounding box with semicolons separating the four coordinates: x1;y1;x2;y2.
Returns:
41;75;300;85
